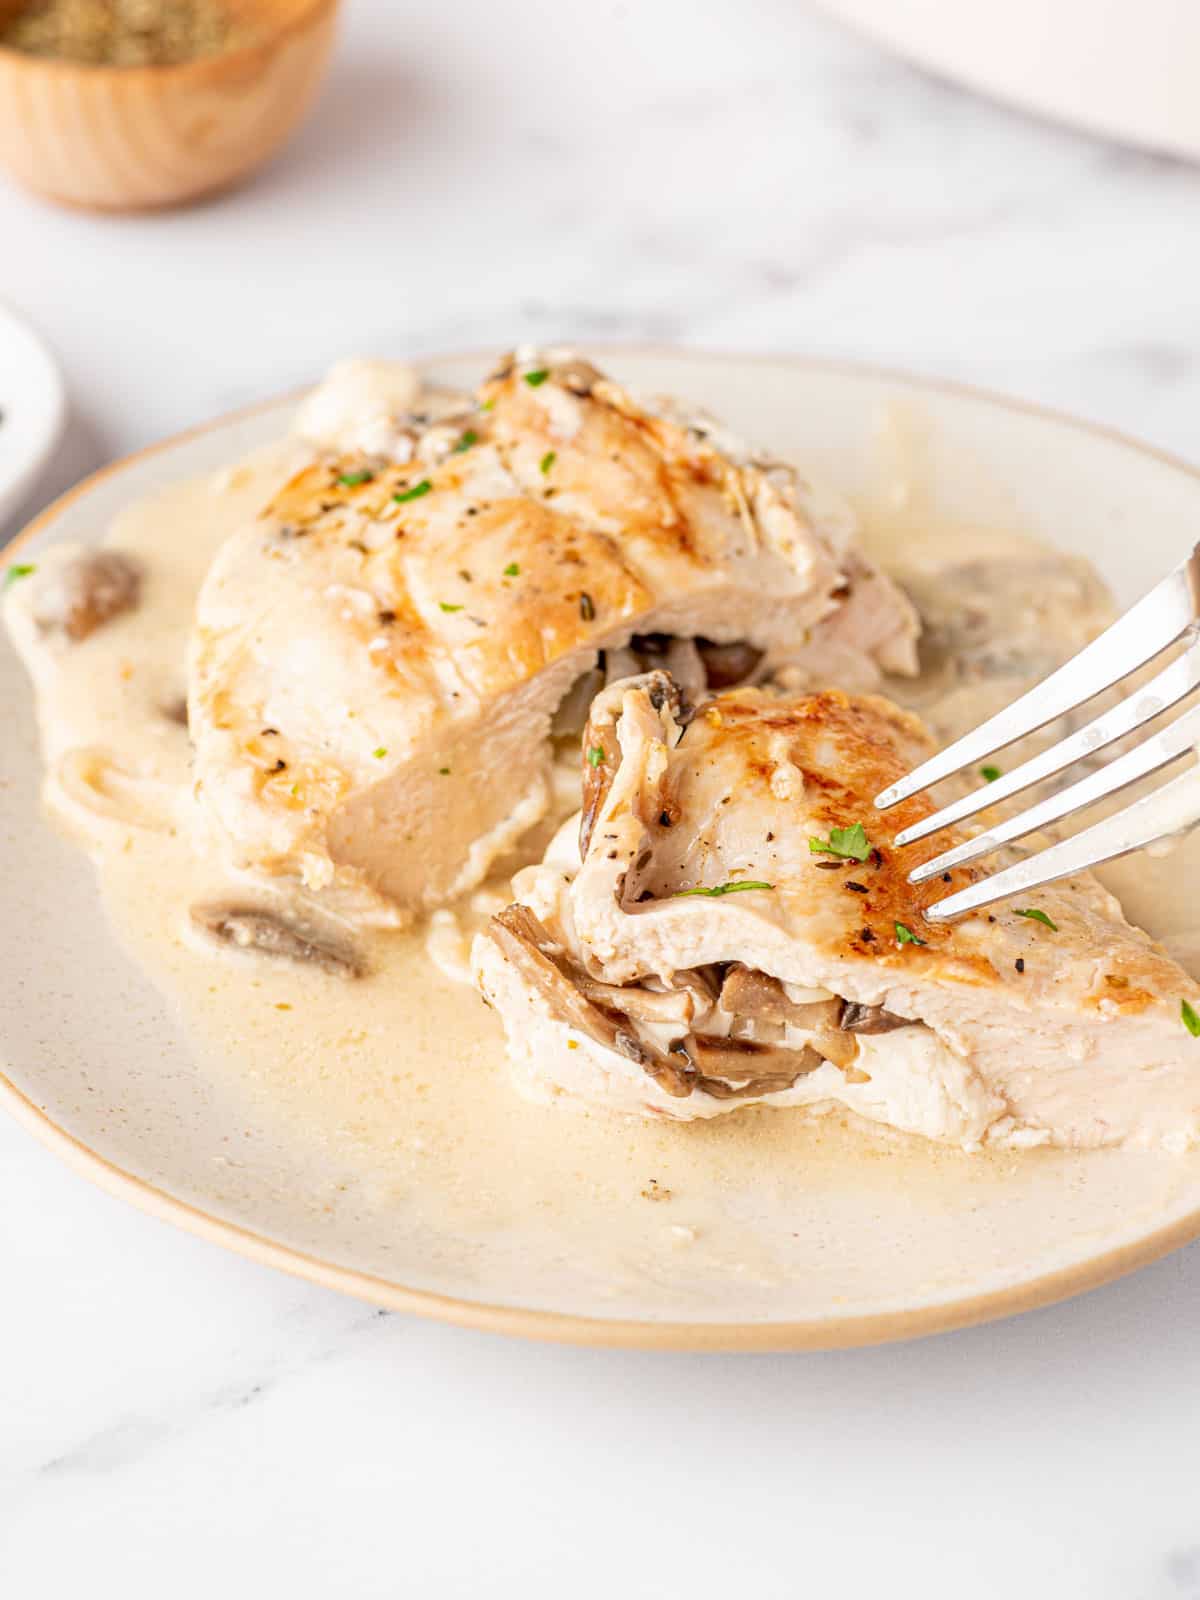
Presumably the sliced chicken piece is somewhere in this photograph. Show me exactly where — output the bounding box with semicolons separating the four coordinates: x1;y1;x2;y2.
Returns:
189;350;918;924
473;677;1200;1151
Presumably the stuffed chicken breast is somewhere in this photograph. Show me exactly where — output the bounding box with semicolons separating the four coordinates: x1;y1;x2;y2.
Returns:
188;351;917;924
473;674;1200;1151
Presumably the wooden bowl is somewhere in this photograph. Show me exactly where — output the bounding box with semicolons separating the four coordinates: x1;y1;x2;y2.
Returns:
0;0;339;210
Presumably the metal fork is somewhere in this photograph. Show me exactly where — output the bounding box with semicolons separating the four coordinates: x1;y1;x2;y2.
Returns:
874;542;1200;923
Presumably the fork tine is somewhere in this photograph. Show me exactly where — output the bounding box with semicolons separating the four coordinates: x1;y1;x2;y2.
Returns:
895;629;1200;849
874;541;1200;811
925;760;1200;922
910;699;1200;883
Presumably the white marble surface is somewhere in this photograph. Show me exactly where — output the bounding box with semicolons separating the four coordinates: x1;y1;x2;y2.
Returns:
4;2;1200;1594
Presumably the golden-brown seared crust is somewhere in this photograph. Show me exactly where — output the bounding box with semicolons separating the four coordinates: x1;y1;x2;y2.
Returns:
252;356;819;716
675;688;988;970
650;686;1197;1011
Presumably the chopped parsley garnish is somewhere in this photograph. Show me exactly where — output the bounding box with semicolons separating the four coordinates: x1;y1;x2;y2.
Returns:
523;369;550;387
1015;908;1058;931
540;450;557;475
4;562;35;588
393;479;432;504
337;469;374;487
373;747;387;759
586;746;605;767
980;765;1002;783
1183;1000;1200;1037
579;592;595;621
439;601;464;613
480;398;494;411
674;881;774;898
894;921;927;947
503;562;520;577
809;822;871;863
453;429;478;454
438;766;451;776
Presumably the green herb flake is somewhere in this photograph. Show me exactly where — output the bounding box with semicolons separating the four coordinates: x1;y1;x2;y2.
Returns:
393;479;433;504
523;369;550;388
540;450;557;475
373;747;387;759
4;562;35;589
894;921;927;948
452;429;478;454
439;602;464;613
586;746;605;768
1015;908;1058;932
480;399;494;412
336;469;374;487
438;766;451;776
809;822;871;863
980;765;1003;783
1182;1000;1200;1037
675;881;775;899
503;562;520;577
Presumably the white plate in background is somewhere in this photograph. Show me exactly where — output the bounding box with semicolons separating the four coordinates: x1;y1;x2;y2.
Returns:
0;303;65;536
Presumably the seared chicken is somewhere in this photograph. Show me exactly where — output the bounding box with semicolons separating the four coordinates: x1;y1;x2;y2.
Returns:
473;675;1200;1151
189;351;918;924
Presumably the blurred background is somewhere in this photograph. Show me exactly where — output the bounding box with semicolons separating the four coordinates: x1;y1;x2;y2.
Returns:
3;0;1200;543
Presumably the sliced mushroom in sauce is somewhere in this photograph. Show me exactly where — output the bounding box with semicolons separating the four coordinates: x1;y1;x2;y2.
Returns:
190;903;366;979
33;550;142;642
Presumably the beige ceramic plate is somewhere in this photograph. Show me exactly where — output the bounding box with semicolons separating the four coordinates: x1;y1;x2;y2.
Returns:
5;349;1200;1351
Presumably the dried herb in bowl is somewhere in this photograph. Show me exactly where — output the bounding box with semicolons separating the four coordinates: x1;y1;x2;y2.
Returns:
0;0;259;66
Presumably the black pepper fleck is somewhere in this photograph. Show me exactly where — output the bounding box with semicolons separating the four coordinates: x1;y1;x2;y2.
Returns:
845;881;868;893
1016;958;1025;973
861;928;876;943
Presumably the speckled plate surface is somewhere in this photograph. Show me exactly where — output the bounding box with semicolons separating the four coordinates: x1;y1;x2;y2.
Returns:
4;348;1200;1350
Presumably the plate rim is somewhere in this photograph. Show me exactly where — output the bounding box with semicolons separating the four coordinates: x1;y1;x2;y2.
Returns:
7;344;1200;1352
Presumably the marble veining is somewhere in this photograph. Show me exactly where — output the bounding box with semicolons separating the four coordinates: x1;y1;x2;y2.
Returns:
2;1;1200;1594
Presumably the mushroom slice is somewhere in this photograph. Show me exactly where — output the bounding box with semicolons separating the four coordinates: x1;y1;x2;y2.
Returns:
720;965;836;1027
573;975;697;1028
190;902;365;978
839;1001;911;1034
488;905;625;1052
695;638;764;690
579;669;683;857
672;1033;823;1098
717;966;859;1068
486;906;699;1098
34;550;142;642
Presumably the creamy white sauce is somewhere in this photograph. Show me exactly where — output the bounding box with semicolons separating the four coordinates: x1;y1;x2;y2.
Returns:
9;381;1200;1287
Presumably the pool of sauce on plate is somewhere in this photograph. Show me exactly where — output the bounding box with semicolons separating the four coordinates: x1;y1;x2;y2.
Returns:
12;429;1200;1302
